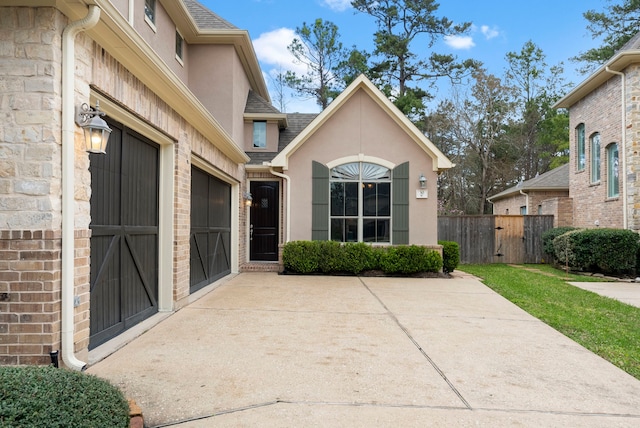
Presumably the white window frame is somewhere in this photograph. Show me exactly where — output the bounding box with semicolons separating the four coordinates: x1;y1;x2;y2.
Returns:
590;132;601;183
607;143;619;198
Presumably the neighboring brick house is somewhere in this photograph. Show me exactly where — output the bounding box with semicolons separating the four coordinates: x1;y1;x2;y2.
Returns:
1;0;451;369
554;33;640;230
487;164;572;227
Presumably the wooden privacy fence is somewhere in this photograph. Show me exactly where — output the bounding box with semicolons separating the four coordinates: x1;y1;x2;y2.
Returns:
438;215;555;264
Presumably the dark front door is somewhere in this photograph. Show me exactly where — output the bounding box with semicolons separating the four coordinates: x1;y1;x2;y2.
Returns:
190;167;231;293
89;120;159;350
250;181;279;261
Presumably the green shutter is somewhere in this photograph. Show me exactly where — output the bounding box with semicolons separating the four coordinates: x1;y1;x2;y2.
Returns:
311;161;329;240
392;162;409;244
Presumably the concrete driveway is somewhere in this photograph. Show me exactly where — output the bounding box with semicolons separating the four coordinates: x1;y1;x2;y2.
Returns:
87;272;640;427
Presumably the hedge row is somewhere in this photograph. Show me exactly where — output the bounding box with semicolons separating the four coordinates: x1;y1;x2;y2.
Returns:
542;227;640;274
282;241;460;275
0;366;130;428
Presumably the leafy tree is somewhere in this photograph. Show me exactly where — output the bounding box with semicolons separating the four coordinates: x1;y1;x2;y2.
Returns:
573;0;640;74
504;41;570;180
285;19;346;109
351;0;479;119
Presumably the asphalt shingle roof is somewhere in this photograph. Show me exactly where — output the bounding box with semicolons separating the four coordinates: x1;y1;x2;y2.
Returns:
488;163;569;201
184;0;238;30
245;90;282;115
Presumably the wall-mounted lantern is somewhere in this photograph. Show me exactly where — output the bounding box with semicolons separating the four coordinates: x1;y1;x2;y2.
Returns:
419;173;427;189
75;100;111;154
243;192;253;207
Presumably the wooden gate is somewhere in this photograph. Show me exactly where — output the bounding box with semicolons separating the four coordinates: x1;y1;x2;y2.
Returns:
438;215;554;264
89;120;159;349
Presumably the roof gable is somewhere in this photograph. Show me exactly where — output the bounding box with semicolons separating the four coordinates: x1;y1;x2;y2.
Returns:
269;75;453;172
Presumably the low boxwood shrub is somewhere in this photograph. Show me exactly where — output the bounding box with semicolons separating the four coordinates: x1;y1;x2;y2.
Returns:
282;241;443;275
282;240;319;273
552;228;640;274
438;240;460;273
542;226;577;260
379;245;443;275
0;365;130;428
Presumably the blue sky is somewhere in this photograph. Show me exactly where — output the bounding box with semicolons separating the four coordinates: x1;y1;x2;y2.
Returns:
199;0;606;112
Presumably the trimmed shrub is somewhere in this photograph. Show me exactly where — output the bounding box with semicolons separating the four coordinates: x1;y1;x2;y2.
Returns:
317;240;343;273
379;245;443;275
542;226;577;260
552;228;640;274
341;242;376;274
282;240;319;273
0;365;130;428
438;240;460;273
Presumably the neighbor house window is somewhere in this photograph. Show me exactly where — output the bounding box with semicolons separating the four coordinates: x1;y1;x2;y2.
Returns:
576;123;585;171
175;30;184;62
330;162;391;243
252;121;267;148
144;0;156;24
520;206;527;215
590;132;600;183
607;143;619;197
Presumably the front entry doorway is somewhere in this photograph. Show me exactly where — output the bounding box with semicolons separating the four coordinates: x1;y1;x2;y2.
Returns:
250;181;279;261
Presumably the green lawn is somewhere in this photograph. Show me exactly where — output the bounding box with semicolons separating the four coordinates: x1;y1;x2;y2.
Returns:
459;264;640;381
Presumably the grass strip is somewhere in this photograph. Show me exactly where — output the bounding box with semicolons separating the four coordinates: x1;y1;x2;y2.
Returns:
459;264;640;381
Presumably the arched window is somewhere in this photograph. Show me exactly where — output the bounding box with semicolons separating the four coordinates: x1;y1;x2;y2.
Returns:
607;143;619;198
330;162;391;242
590;133;600;183
576;123;585;171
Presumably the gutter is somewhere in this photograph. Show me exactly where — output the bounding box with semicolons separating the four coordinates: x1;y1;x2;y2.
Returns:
268;166;291;242
519;189;529;215
61;4;101;371
605;67;628;229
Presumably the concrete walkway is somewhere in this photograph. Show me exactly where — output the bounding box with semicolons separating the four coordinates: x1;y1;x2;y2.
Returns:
87;272;640;427
569;281;640;308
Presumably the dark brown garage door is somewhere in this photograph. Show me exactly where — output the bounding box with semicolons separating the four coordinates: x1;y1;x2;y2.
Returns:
190;167;231;293
89;119;159;350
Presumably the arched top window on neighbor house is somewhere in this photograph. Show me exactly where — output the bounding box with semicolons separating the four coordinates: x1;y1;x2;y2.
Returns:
330;162;391;243
590;132;600;184
607;143;619;198
576;123;585;171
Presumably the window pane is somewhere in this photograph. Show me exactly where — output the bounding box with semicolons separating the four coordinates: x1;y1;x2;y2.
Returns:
331;182;344;216
608;144;619;197
377;182;390;216
577;124;585;171
345;182;358;216
363;219;390;242
363;183;377;216
144;0;155;22
377;219;390;242
175;31;183;59
331;218;344;242
331;163;359;180
253;121;266;148
362;163;390;180
345;219;358;242
591;133;600;183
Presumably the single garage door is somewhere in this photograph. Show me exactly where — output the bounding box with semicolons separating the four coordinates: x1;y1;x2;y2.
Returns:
89;119;159;350
190;166;231;293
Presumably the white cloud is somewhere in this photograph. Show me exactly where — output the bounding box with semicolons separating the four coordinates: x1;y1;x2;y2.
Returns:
480;25;499;40
320;0;352;12
444;35;475;50
252;28;307;74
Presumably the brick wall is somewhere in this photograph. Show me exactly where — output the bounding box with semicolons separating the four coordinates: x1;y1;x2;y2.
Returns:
540;197;573;227
568;75;624;229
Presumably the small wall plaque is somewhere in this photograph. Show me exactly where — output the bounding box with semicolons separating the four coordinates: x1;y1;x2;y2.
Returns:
416;189;428;199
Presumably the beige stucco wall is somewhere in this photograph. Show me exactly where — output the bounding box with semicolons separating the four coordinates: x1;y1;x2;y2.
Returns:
285;89;439;245
188;44;250;143
568;75;624;229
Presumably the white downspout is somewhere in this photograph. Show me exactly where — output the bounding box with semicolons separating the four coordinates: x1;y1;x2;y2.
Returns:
519;189;529;215
269;167;291;242
61;5;101;371
605;67;628;229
